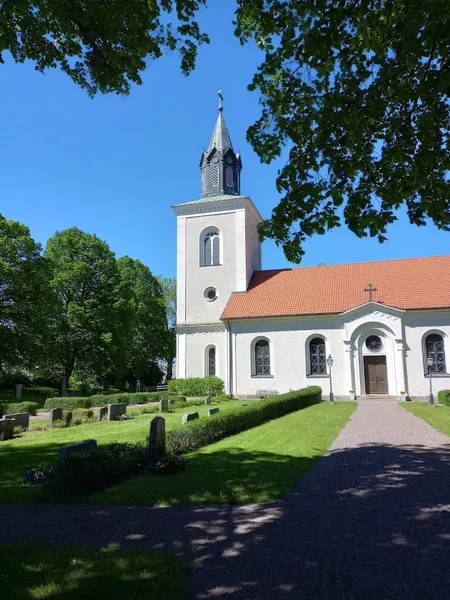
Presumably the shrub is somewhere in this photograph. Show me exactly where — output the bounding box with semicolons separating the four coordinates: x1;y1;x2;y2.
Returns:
166;386;322;456
44;391;165;411
152;454;188;475
438;390;450;407
168;377;224;397
47;443;149;498
128;405;159;417
44;397;93;410
169;396;188;409
5;401;39;416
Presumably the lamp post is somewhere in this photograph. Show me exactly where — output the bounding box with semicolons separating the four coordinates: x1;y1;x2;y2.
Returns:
327;354;334;403
427;357;435;406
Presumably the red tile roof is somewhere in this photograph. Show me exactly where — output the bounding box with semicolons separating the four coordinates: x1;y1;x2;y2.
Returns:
221;256;450;320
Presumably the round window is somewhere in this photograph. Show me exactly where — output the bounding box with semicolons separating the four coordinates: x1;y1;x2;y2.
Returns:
204;287;218;302
366;335;383;352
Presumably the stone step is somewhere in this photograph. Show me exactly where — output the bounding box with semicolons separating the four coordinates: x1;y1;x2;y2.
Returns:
360;395;399;401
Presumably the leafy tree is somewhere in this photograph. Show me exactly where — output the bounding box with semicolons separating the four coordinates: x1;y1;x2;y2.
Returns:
158;276;176;382
236;0;450;261
0;0;208;96
3;2;449;261
0;214;52;373
44;227;121;388
117;257;167;384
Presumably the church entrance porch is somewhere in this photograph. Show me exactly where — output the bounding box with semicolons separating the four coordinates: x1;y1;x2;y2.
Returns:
363;355;388;394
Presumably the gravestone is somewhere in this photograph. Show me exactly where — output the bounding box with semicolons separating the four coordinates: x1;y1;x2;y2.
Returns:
207;408;220;416
4;412;29;429
107;403;127;421
93;406;107;420
15;384;23;400
149;417;165;465
49;408;63;425
205;394;212;405
0;419;15;440
182;412;199;425
59;439;97;458
125;381;130;391
159;398;170;413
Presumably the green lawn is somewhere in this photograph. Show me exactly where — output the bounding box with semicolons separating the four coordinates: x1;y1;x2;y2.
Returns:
0;401;239;503
91;402;356;506
403;402;450;437
0;543;187;600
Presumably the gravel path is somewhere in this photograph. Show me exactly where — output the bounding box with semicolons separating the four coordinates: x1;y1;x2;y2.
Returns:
2;401;450;599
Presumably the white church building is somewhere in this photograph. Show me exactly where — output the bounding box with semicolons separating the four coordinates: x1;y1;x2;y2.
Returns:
173;99;450;400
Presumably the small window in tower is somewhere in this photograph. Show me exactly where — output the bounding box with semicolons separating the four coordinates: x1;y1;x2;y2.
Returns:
201;169;207;194
211;165;219;187
226;166;234;192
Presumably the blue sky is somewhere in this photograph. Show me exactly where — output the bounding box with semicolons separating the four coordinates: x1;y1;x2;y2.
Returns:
1;3;448;279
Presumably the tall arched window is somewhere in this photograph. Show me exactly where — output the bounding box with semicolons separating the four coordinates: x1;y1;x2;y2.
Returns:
201;230;220;266
207;347;216;377
425;333;446;374
253;339;271;376
309;337;326;375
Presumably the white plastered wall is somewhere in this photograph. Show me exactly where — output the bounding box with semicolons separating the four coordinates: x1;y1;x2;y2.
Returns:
177;325;228;384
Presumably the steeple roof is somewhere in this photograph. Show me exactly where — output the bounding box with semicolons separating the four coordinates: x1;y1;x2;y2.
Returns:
207;90;233;154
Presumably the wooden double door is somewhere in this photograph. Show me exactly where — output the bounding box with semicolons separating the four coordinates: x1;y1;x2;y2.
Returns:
364;355;388;395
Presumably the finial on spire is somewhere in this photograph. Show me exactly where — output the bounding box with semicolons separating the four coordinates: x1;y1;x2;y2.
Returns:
218;89;223;112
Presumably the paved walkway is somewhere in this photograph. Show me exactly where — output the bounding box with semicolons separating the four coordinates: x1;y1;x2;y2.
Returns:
2;401;450;599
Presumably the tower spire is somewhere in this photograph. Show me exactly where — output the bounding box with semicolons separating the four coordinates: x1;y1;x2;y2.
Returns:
200;91;242;197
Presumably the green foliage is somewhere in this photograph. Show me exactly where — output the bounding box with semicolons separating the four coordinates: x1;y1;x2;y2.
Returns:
438;390;450;407
44;227;123;387
0;1;209;97
235;1;450;262
4;402;39;416
116;257;168;384
170;397;188;409
44;391;164;410
48;443;149;498
157;276;177;381
0;214;53;370
168;377;225;397
44;397;93;410
166;386;322;455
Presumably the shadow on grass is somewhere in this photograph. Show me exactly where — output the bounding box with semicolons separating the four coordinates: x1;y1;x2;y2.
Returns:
0;543;187;600
92;447;321;505
2;443;450;599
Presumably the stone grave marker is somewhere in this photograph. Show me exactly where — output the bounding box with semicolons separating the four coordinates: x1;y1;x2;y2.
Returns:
0;419;15;440
149;416;165;465
15;384;23;400
207;408;220;416
60;439;97;458
4;412;29;429
159;398;170;413
107;403;127;421
205;394;212;405
93;406;107;420
49;408;63;425
182;412;199;425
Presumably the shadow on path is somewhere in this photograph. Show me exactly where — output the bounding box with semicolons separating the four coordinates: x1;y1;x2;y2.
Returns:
2;442;450;599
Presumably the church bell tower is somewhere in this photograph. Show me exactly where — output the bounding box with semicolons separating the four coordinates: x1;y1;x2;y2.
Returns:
199;91;242;197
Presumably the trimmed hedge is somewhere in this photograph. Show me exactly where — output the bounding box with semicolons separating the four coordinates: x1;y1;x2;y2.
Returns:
166;386;322;456
1;401;40;416
168;377;224;397
438;390;450;407
44;391;164;411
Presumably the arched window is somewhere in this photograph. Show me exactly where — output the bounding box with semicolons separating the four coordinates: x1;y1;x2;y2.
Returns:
207;347;216;377
253;339;271;376
201;230;220;266
309;337;326;375
425;333;446;374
